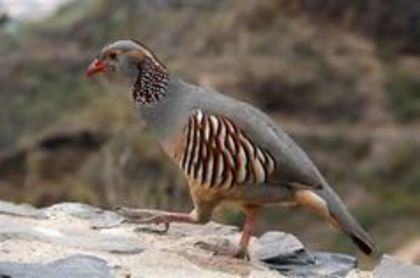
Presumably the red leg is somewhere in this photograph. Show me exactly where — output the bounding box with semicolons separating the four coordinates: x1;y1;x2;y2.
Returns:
118;208;191;221
116;207;208;233
118;207;197;224
237;206;260;259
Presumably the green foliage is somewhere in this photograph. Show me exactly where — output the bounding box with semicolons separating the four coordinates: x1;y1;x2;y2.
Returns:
376;142;420;194
282;0;420;53
386;70;420;122
352;142;420;252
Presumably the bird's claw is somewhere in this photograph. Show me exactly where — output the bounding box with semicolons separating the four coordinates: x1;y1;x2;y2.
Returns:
125;215;170;232
117;207;171;234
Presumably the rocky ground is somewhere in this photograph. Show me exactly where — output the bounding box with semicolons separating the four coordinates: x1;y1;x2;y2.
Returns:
1;0;420;259
0;201;417;277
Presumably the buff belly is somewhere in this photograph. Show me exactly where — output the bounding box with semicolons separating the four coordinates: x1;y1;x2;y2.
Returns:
188;178;295;207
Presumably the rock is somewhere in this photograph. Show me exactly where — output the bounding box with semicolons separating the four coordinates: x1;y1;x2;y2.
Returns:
0;255;113;278
252;231;356;277
0;218;144;254
373;255;420;278
345;269;372;278
0;200;47;219
393;239;420;264
252;231;304;260
0;200;414;277
167;220;238;237
0;201;282;277
45;202;124;228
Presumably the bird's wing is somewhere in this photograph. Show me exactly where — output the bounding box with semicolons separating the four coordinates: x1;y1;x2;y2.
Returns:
176;107;324;190
187;87;327;190
177;109;279;188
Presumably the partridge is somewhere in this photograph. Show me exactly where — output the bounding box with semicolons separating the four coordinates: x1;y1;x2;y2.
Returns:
86;40;374;258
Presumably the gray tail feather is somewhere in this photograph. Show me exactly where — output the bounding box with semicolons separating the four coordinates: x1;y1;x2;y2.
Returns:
319;186;375;255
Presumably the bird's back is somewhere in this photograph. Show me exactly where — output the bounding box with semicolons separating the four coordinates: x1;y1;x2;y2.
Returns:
172;78;326;189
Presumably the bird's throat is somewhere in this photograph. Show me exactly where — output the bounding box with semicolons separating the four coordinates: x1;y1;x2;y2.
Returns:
133;58;169;106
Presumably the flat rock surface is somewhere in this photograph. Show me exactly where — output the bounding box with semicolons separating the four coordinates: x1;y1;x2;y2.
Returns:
0;202;279;277
0;201;47;219
373;255;420;278
0;201;414;277
252;231;356;277
0;255;113;278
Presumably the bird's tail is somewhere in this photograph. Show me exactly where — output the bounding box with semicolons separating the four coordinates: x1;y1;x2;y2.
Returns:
295;185;375;255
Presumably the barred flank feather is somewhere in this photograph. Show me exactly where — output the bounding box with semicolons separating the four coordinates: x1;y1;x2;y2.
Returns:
179;110;276;189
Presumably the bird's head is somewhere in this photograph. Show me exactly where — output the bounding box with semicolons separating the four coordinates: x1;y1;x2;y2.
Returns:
86;40;169;105
85;39;166;80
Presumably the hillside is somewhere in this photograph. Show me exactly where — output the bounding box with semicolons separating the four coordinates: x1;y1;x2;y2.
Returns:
0;0;420;262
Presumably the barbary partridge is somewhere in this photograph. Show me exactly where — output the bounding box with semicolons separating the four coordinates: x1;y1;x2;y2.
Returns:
86;40;374;258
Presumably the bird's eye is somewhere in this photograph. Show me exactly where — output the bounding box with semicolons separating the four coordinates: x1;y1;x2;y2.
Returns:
109;52;117;60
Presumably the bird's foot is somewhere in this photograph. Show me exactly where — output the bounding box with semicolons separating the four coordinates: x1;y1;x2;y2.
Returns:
116;207;195;234
116;207;171;233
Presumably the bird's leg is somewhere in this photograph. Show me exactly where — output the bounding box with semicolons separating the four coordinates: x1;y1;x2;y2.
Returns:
236;205;260;259
117;207;197;232
117;207;195;223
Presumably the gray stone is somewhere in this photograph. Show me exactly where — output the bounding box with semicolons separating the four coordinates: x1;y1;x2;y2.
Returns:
0;219;143;254
252;231;304;260
0;255;113;278
253;231;356;277
168;221;239;237
6;201;420;277
44;202;124;228
373;255;420;278
0;221;63;242
0;200;47;219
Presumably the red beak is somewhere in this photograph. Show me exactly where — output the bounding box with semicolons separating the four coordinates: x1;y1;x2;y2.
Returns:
85;59;108;77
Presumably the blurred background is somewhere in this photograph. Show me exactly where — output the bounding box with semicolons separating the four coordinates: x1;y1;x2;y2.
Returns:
0;0;420;262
